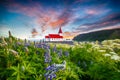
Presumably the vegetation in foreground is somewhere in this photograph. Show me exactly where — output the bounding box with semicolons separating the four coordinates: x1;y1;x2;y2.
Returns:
0;36;120;80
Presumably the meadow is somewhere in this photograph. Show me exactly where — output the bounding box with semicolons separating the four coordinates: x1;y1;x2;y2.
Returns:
0;36;120;80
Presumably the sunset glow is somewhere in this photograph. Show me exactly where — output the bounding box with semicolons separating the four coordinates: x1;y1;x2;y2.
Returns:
0;0;120;39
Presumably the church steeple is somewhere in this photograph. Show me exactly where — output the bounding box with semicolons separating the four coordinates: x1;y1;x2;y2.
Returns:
58;27;62;36
58;27;62;34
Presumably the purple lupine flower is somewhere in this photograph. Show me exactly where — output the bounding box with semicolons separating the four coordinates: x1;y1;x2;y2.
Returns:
44;45;48;49
44;61;66;80
41;44;44;49
50;74;56;80
46;65;51;70
53;45;57;53
47;44;50;49
44;52;51;63
46;47;51;56
35;44;43;48
57;49;62;57
44;43;50;49
46;64;56;70
16;42;21;45
24;43;30;47
64;51;69;57
45;73;56;80
41;43;47;49
44;47;51;63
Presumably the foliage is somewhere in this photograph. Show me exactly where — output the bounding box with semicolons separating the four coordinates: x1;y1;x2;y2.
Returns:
0;37;120;80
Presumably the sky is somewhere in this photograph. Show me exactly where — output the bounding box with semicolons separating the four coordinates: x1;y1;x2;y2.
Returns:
0;0;120;39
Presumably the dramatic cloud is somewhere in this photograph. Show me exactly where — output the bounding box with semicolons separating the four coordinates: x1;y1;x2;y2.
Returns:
0;0;120;39
5;1;74;33
75;13;120;33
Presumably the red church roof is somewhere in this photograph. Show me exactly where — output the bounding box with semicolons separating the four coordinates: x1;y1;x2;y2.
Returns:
58;27;62;33
45;34;63;38
45;27;63;39
45;36;49;38
49;34;63;38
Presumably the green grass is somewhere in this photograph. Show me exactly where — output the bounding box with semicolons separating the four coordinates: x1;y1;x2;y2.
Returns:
0;37;120;80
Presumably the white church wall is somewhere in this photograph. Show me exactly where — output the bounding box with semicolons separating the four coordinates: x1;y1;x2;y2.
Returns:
45;38;64;41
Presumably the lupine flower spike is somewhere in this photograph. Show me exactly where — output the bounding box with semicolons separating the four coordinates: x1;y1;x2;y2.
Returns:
45;61;66;80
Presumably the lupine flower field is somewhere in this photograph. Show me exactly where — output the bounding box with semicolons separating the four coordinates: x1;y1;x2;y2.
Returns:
0;36;120;80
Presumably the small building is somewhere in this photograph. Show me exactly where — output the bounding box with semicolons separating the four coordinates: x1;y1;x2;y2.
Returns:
45;27;63;41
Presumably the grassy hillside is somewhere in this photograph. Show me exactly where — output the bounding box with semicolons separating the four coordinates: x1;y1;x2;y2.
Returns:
73;28;120;41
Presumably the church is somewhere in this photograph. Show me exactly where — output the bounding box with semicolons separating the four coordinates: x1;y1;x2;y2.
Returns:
45;27;63;41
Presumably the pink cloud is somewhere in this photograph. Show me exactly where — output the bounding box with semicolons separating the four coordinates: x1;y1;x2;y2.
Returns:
7;2;69;32
86;9;98;15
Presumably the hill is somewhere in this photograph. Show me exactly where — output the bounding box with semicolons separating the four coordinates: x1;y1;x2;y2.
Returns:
73;28;120;41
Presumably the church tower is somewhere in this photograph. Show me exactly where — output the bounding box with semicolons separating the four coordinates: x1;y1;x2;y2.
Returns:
58;27;62;36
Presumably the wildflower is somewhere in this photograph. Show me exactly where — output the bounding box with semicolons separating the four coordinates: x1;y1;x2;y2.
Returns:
44;45;48;49
25;47;29;52
64;51;69;57
24;47;29;56
0;42;7;47
24;43;30;47
45;61;66;80
44;47;51;63
57;49;62;57
104;54;111;57
55;60;66;70
43;43;50;49
45;73;56;80
9;37;12;43
109;52;116;55
44;57;51;63
9;49;18;56
16;42;22;45
1;37;6;43
99;50;106;53
47;44;50;49
46;47;51;56
111;54;120;61
36;43;44;48
53;45;57;53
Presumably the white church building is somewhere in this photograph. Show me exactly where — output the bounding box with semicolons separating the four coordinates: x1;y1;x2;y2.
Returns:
45;27;63;41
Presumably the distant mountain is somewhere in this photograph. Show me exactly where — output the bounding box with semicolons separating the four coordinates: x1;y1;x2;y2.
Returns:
73;28;120;41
